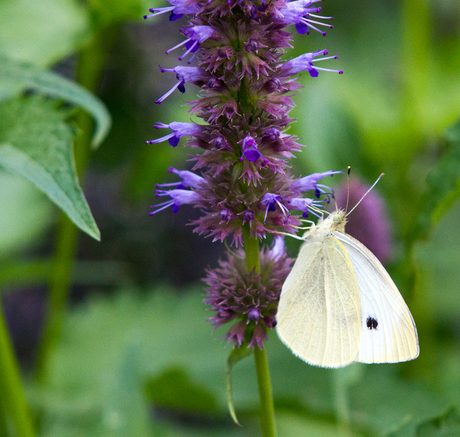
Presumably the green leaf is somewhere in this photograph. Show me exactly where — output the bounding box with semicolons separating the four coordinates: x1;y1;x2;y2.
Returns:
145;367;219;414
28;288;449;436
0;55;111;148
226;345;253;426
0;96;100;240
416;407;460;437
39;341;154;437
411;118;460;242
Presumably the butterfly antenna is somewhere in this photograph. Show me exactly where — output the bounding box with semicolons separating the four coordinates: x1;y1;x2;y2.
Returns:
345;166;351;212
346;173;385;217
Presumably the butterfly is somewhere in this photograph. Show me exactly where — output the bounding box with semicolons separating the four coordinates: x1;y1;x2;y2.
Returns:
276;209;419;368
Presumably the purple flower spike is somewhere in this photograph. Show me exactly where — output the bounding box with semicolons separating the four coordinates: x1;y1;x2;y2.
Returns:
156;66;206;103
166;25;216;61
146;121;202;146
283;50;343;77
150;189;201;215
145;0;348;351
261;193;290;224
239;136;266;163
204;246;294;350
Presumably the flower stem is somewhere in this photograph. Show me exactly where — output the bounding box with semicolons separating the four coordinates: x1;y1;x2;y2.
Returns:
242;225;276;437
243;223;261;274
36;34;112;381
254;347;277;437
0;304;36;437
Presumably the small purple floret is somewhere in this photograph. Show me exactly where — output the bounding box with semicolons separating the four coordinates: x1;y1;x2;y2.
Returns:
156;167;206;190
150;189;201;215
291;170;343;198
166;25;216;61
239;136;267;163
261;193;290;223
247;308;261;322
280;0;333;36
288;197;326;218
284;50;343;77
146;121;202;146
156;66;206;104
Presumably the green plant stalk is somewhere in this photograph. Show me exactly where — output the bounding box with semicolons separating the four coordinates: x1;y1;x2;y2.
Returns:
36;36;110;381
333;369;352;437
243;224;277;437
0;396;8;436
243;223;261;274
0;306;36;437
253;347;277;437
401;0;430;137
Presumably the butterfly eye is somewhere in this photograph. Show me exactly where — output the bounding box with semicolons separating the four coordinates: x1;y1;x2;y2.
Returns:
366;316;378;330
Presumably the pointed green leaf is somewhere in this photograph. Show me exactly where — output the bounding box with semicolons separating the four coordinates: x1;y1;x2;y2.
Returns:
0;96;100;240
226;344;253;426
0;55;111;148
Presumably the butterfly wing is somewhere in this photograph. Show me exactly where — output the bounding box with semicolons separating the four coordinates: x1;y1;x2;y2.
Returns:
334;232;419;363
276;236;362;368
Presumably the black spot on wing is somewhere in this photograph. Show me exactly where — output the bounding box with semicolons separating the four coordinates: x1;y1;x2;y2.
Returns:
366;316;378;330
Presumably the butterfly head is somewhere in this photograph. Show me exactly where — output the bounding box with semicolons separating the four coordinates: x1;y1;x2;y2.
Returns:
330;209;347;233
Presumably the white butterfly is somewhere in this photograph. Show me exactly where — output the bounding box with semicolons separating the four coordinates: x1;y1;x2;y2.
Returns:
276;209;419;368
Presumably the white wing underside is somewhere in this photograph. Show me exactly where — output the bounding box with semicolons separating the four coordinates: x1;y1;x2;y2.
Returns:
334;232;419;363
276;237;362;368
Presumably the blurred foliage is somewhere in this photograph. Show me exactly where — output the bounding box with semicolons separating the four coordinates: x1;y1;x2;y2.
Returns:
0;0;460;435
24;290;458;436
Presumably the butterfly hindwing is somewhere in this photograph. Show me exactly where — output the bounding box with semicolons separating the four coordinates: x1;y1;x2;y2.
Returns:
277;236;362;368
334;232;419;363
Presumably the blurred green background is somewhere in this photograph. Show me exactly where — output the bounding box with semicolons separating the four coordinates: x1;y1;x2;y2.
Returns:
1;0;460;435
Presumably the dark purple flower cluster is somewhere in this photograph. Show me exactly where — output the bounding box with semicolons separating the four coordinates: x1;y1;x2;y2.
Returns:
204;238;293;348
146;0;343;348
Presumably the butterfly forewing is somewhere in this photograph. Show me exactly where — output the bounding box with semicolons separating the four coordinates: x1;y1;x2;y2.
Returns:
277;236;362;368
334;232;419;363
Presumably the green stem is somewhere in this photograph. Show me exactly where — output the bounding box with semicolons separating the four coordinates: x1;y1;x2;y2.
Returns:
242;225;276;437
243;223;260;273
0;304;36;437
253;347;277;437
401;0;430;135
333;369;352;437
36;35;110;381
